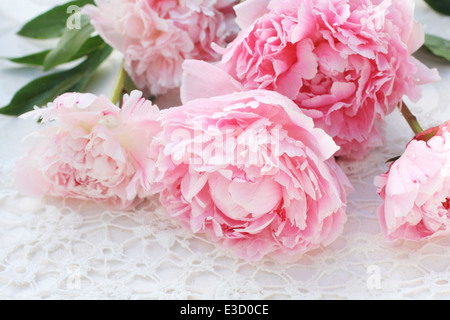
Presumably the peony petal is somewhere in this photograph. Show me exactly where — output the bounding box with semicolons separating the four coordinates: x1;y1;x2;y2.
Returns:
180;60;244;103
234;0;271;30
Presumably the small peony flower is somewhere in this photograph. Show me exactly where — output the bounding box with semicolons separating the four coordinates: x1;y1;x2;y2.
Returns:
212;0;440;159
84;0;239;97
155;89;352;261
15;91;162;209
375;121;450;241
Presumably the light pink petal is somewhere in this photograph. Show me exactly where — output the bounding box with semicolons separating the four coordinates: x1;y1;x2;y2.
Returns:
180;60;244;103
234;0;270;30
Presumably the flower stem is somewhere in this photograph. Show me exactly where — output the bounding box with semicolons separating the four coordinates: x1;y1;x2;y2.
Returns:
400;101;423;135
110;60;127;106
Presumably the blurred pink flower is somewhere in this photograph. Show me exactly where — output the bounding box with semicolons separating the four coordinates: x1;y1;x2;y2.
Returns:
155;89;352;260
15;91;162;209
212;0;440;159
375;121;450;241
84;0;239;96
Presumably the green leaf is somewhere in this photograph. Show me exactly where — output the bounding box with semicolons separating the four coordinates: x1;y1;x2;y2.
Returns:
124;73;138;94
0;44;113;116
6;36;104;67
43;14;94;71
7;51;50;66
424;0;450;16
424;34;450;62
17;0;95;39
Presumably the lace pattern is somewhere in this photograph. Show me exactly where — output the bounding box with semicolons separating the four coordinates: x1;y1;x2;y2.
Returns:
0;0;450;299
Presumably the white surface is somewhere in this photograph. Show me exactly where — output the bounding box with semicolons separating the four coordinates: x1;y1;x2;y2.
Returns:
0;0;450;300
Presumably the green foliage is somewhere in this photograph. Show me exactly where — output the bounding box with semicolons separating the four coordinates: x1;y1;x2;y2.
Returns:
424;34;450;62
1;45;112;116
17;0;95;39
424;0;450;16
1;1;114;116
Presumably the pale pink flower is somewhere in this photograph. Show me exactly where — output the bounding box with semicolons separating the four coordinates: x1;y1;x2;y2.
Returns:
15;91;162;209
211;0;440;159
375;121;450;241
155;89;352;260
84;0;239;96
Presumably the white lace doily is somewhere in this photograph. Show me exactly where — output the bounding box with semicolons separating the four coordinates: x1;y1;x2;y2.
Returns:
0;0;450;300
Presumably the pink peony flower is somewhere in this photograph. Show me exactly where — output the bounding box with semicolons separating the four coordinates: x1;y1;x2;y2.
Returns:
155;89;352;260
84;0;239;97
15;91;162;209
210;0;440;159
375;121;450;241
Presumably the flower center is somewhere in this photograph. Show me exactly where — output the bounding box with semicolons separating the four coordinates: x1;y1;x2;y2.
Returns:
98;114;119;129
208;174;282;221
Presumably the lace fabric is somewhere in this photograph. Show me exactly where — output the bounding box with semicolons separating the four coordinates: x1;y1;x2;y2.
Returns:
0;0;450;300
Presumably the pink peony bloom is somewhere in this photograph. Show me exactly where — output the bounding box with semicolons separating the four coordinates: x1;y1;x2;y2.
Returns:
375;121;450;241
15;91;162;209
211;0;440;159
155;89;352;260
84;0;239;97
